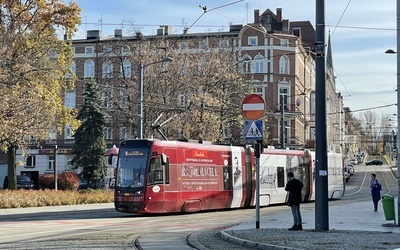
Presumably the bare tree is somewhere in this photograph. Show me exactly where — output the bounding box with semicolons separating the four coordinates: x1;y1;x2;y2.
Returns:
358;111;392;155
99;36;250;143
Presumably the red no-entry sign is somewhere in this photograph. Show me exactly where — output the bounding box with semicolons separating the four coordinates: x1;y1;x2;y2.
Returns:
241;94;266;120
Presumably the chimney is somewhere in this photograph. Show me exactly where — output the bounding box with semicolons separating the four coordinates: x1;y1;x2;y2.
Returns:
157;26;164;36
164;26;172;35
254;9;260;23
87;30;100;39
114;29;122;37
282;20;289;32
277;8;282;23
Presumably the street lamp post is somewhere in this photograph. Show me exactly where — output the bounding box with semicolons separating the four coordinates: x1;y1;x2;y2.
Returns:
137;57;173;139
385;0;400;226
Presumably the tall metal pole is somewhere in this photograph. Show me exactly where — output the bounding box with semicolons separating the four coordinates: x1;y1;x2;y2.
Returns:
255;142;261;229
315;0;329;231
396;0;400;226
54;144;58;191
137;64;144;139
280;95;285;149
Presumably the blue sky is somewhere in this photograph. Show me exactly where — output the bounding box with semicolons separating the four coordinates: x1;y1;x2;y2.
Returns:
72;0;398;118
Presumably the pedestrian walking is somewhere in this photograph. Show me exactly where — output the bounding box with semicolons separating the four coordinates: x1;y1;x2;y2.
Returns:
285;171;304;230
370;173;382;211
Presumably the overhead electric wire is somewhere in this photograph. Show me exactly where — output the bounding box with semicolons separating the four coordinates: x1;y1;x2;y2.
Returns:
330;0;352;38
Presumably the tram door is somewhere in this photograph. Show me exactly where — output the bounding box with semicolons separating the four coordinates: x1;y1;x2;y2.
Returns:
148;156;165;207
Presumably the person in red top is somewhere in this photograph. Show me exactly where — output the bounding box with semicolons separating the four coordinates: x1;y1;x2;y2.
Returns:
285;171;304;230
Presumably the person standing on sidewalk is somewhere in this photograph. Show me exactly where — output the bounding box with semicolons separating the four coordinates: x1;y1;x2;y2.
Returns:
285;171;304;230
370;173;382;211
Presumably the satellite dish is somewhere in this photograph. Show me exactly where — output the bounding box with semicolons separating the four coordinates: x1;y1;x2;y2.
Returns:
296;98;302;106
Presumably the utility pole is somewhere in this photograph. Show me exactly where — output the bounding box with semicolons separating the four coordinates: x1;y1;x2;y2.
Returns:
396;0;400;226
315;0;329;231
280;95;285;149
54;144;58;191
137;64;144;139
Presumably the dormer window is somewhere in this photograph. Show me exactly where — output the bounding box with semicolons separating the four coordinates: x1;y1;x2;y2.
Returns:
248;36;258;46
85;47;94;54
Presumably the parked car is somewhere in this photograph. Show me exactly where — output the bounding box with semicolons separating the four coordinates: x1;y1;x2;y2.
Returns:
365;159;383;166
3;175;34;189
78;178;105;190
346;164;355;176
349;158;358;165
344;166;351;182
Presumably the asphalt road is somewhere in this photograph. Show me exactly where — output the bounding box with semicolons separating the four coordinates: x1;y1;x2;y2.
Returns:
0;162;397;249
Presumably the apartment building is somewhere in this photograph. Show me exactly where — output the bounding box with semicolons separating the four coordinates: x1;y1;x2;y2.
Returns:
9;8;345;185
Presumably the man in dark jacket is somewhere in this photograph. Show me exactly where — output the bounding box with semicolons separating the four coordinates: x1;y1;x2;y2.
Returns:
285;171;304;230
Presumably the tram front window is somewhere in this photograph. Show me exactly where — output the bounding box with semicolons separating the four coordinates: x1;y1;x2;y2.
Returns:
117;157;147;188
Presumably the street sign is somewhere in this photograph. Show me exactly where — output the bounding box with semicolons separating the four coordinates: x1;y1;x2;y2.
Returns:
241;94;266;120
244;120;263;140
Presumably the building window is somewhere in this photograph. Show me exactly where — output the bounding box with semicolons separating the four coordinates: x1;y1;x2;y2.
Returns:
253;55;264;73
279;55;289;74
240;54;252;73
102;88;113;109
84;60;95;78
253;85;263;96
65;124;74;139
103;45;112;53
104;127;113;140
65;89;76;108
120;127;129;139
47;156;54;171
177;94;190;108
66;62;76;78
26;155;36;167
121;45;129;53
219;39;229;48
121;60;131;78
279;87;289;110
119;89;129;109
102;61;113;78
179;42;188;51
248;36;258;46
199;40;208;50
280;39;289;47
85;46;94;54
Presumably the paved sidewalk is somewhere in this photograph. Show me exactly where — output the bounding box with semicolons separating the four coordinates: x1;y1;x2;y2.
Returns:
218;198;400;250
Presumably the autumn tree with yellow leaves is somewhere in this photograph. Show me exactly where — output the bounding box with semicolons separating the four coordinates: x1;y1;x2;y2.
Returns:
0;0;81;189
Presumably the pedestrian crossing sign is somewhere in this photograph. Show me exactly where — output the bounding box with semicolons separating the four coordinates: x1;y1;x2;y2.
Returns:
244;120;263;140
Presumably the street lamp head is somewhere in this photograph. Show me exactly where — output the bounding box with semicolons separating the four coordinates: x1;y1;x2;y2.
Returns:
385;49;397;54
162;57;173;63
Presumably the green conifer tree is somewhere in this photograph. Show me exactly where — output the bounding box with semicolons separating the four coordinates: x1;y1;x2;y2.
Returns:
72;79;107;186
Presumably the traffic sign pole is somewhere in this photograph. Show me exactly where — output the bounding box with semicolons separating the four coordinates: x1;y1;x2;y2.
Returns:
241;94;266;229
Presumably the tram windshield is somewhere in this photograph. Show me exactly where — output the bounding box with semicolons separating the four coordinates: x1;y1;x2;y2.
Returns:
116;148;149;188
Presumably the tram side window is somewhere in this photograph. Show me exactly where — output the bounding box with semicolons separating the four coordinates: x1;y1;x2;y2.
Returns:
223;166;232;190
148;157;170;185
277;167;285;187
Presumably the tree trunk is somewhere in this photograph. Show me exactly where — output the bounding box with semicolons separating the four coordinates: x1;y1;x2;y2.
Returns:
6;145;16;190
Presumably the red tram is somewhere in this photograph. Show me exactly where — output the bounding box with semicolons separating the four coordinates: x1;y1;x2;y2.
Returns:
111;139;345;214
